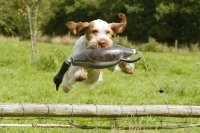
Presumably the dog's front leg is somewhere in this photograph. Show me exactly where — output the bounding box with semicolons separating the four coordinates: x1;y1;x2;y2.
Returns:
62;66;88;93
118;61;135;74
74;67;88;82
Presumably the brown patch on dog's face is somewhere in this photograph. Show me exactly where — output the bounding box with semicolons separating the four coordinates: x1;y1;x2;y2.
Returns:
85;22;95;41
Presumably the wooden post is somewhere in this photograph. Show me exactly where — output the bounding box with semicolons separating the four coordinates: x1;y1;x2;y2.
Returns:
175;39;178;49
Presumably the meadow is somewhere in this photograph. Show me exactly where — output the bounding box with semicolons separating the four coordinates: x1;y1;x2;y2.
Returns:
0;39;200;132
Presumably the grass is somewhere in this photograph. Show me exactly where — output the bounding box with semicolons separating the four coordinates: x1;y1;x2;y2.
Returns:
0;39;200;132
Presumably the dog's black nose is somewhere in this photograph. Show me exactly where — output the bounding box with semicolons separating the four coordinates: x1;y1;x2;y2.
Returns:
99;41;105;47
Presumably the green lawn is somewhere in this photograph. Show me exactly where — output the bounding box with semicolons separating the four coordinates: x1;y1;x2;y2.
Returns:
0;39;200;132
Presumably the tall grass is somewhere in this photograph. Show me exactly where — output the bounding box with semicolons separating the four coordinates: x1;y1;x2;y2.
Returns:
0;34;20;41
38;34;77;45
0;39;200;132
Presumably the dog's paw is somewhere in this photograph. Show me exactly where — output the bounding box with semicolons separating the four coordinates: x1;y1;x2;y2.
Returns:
63;88;71;93
118;62;134;74
75;69;88;82
62;84;72;93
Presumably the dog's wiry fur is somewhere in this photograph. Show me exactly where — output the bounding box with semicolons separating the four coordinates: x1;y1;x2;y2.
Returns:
62;13;134;93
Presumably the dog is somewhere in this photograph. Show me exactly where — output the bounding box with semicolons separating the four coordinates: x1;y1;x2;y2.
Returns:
62;13;134;93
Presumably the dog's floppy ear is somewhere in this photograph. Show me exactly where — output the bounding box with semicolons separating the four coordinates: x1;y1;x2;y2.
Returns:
66;21;89;34
109;13;127;36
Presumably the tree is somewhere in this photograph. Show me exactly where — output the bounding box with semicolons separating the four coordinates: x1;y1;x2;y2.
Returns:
124;0;156;42
0;0;56;59
22;0;55;59
0;1;20;36
150;0;200;45
1;0;200;45
42;0;69;36
25;0;41;60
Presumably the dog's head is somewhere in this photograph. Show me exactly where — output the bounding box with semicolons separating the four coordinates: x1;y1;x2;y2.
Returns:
66;13;127;49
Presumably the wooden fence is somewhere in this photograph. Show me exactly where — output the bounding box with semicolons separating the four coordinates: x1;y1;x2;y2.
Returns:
0;103;199;118
1;103;200;130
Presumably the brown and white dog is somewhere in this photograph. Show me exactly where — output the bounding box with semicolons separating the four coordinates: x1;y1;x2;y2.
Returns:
62;13;134;93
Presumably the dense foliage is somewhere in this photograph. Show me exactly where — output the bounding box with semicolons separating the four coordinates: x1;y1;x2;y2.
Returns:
0;0;200;46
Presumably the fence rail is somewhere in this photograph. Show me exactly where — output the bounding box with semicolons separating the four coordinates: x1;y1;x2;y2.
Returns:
1;124;200;130
0;103;199;118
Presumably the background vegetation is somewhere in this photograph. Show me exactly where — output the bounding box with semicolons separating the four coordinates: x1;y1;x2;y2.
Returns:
0;0;200;47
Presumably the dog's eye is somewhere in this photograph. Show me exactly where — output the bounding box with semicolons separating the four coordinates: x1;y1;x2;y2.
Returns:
92;30;98;35
106;30;110;34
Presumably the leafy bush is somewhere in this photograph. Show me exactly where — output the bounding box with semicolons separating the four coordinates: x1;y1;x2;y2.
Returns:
35;49;66;72
113;36;133;48
190;43;199;53
35;54;57;71
138;37;170;52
